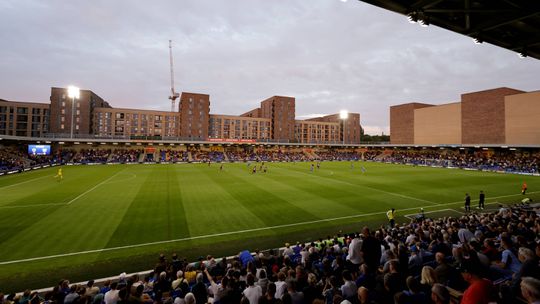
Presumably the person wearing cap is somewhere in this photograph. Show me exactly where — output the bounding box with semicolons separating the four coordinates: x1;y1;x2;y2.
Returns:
460;261;493;304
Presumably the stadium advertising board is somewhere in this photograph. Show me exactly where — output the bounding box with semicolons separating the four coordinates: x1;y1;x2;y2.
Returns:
207;138;256;143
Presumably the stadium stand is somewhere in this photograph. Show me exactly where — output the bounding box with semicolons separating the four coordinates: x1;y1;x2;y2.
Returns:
3;202;539;304
2;144;540;176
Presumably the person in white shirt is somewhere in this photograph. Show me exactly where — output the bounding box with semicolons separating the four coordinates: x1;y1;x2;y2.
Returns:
243;273;263;304
346;233;363;266
104;282;119;304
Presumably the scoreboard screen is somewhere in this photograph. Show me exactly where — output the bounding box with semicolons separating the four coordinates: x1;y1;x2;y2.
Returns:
28;145;51;156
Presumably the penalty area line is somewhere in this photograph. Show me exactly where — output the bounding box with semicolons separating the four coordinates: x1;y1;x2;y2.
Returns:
404;208;462;220
0;190;536;265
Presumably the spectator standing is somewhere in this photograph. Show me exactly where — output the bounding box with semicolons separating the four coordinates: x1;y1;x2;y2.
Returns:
243;273;263;304
361;227;381;273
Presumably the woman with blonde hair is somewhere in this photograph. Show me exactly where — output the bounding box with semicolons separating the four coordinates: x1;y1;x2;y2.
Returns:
420;265;438;297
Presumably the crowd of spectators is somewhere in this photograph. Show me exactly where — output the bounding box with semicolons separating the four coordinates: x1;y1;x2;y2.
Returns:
0;147;26;172
109;150;141;163
1;146;539;176
314;152;360;161
5;203;540;304
191;151;226;163
225;151;257;162
377;150;540;174
160;150;189;163
71;149;111;164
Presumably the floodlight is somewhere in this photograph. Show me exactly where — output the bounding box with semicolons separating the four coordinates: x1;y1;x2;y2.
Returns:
339;110;348;119
67;86;80;99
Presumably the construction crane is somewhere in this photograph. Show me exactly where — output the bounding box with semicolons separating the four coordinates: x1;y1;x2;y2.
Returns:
168;40;180;112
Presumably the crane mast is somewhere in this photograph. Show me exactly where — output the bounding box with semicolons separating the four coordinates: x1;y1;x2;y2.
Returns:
168;40;179;112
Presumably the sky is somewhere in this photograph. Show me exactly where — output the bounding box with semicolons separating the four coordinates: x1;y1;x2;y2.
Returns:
1;0;539;135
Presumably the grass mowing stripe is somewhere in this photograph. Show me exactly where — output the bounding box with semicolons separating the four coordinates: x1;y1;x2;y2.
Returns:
208;167;320;226
274;163;441;205
167;166;190;239
0;205;65;250
0;203;67;209
182;166;268;236
0;194;525;266
252;170;359;216
0;175;52;189
66;168;127;205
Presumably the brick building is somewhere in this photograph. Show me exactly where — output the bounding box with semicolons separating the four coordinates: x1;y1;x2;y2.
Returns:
179;92;210;140
49;87;111;137
0;100;50;137
2;87;361;144
390;87;540;145
93;108;179;138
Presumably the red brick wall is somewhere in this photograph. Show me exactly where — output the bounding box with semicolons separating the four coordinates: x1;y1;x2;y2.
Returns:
49;87;109;136
179;92;210;140
461;87;524;144
390;103;433;144
240;108;261;118
307;113;361;144
260;96;295;142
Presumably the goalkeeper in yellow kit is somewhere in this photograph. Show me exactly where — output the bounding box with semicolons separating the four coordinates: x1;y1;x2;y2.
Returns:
54;167;63;181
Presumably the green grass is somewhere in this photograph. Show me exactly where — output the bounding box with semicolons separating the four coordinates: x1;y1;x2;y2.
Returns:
0;161;539;292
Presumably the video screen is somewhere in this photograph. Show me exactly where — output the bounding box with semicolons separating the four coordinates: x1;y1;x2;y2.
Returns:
28;145;51;156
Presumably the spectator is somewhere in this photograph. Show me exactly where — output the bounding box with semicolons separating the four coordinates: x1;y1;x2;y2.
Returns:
259;283;281;304
521;277;540;304
340;270;356;301
243;273;263;304
430;283;450;304
191;273;208;304
459;261;494;304
360;227;381;273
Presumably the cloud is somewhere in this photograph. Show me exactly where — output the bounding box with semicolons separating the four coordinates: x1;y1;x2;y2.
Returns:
0;0;539;134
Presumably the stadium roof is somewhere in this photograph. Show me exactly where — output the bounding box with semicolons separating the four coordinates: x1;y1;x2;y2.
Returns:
358;0;540;60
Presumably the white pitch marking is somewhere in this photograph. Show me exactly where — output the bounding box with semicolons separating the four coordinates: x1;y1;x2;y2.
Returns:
0;190;534;266
103;173;137;185
0;203;66;209
65;168;127;205
274;165;441;205
0;175;51;189
404;208;462;220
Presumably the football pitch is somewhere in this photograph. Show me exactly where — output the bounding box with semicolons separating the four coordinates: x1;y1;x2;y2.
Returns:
0;161;538;291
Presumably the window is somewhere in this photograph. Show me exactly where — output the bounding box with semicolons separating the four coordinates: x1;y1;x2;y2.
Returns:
61;116;65;122
61;124;64;129
62;101;66;107
76;110;80;115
